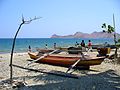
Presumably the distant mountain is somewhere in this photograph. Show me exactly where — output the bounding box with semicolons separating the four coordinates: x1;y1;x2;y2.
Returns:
51;31;120;38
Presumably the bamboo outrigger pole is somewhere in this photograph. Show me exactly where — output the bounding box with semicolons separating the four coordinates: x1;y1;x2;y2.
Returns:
66;51;86;73
12;64;78;79
27;49;59;66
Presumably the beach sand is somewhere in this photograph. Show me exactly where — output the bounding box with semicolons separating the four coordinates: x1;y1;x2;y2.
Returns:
0;51;120;90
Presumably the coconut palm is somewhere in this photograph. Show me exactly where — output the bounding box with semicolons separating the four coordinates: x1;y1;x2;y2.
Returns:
102;23;114;33
101;15;118;59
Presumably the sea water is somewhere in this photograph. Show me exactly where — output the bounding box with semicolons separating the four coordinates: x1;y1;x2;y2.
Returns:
0;38;114;53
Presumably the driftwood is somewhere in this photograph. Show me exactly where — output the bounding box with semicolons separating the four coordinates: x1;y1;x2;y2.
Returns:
12;64;78;79
9;16;41;84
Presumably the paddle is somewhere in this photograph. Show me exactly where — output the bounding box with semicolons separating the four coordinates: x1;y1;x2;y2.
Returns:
27;49;59;66
66;51;86;73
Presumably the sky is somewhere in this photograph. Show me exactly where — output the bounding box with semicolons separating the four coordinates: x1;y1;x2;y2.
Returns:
0;0;120;38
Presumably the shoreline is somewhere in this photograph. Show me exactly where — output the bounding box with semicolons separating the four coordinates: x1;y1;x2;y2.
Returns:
0;44;118;54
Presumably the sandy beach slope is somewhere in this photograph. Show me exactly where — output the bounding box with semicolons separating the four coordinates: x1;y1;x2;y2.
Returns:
0;52;120;90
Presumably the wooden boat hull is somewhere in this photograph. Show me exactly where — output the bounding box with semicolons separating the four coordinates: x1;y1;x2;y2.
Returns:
37;56;104;67
56;47;68;51
28;52;105;67
36;48;54;53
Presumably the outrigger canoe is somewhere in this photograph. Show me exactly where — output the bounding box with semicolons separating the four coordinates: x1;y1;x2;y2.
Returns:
28;52;105;68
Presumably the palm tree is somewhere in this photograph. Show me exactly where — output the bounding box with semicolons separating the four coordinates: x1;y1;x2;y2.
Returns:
101;14;117;58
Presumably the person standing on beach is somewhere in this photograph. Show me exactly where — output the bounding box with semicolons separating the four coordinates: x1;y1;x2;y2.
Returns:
54;43;56;49
80;40;86;51
28;45;31;52
45;44;48;49
80;40;85;47
75;41;79;47
88;40;92;52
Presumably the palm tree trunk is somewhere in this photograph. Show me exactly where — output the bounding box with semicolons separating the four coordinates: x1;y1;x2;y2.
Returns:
113;14;117;58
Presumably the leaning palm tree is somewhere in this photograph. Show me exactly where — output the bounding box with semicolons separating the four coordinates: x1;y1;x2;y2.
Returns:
101;14;117;59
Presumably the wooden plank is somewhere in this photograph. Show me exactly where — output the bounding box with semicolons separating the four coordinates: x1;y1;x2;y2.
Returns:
12;64;78;79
